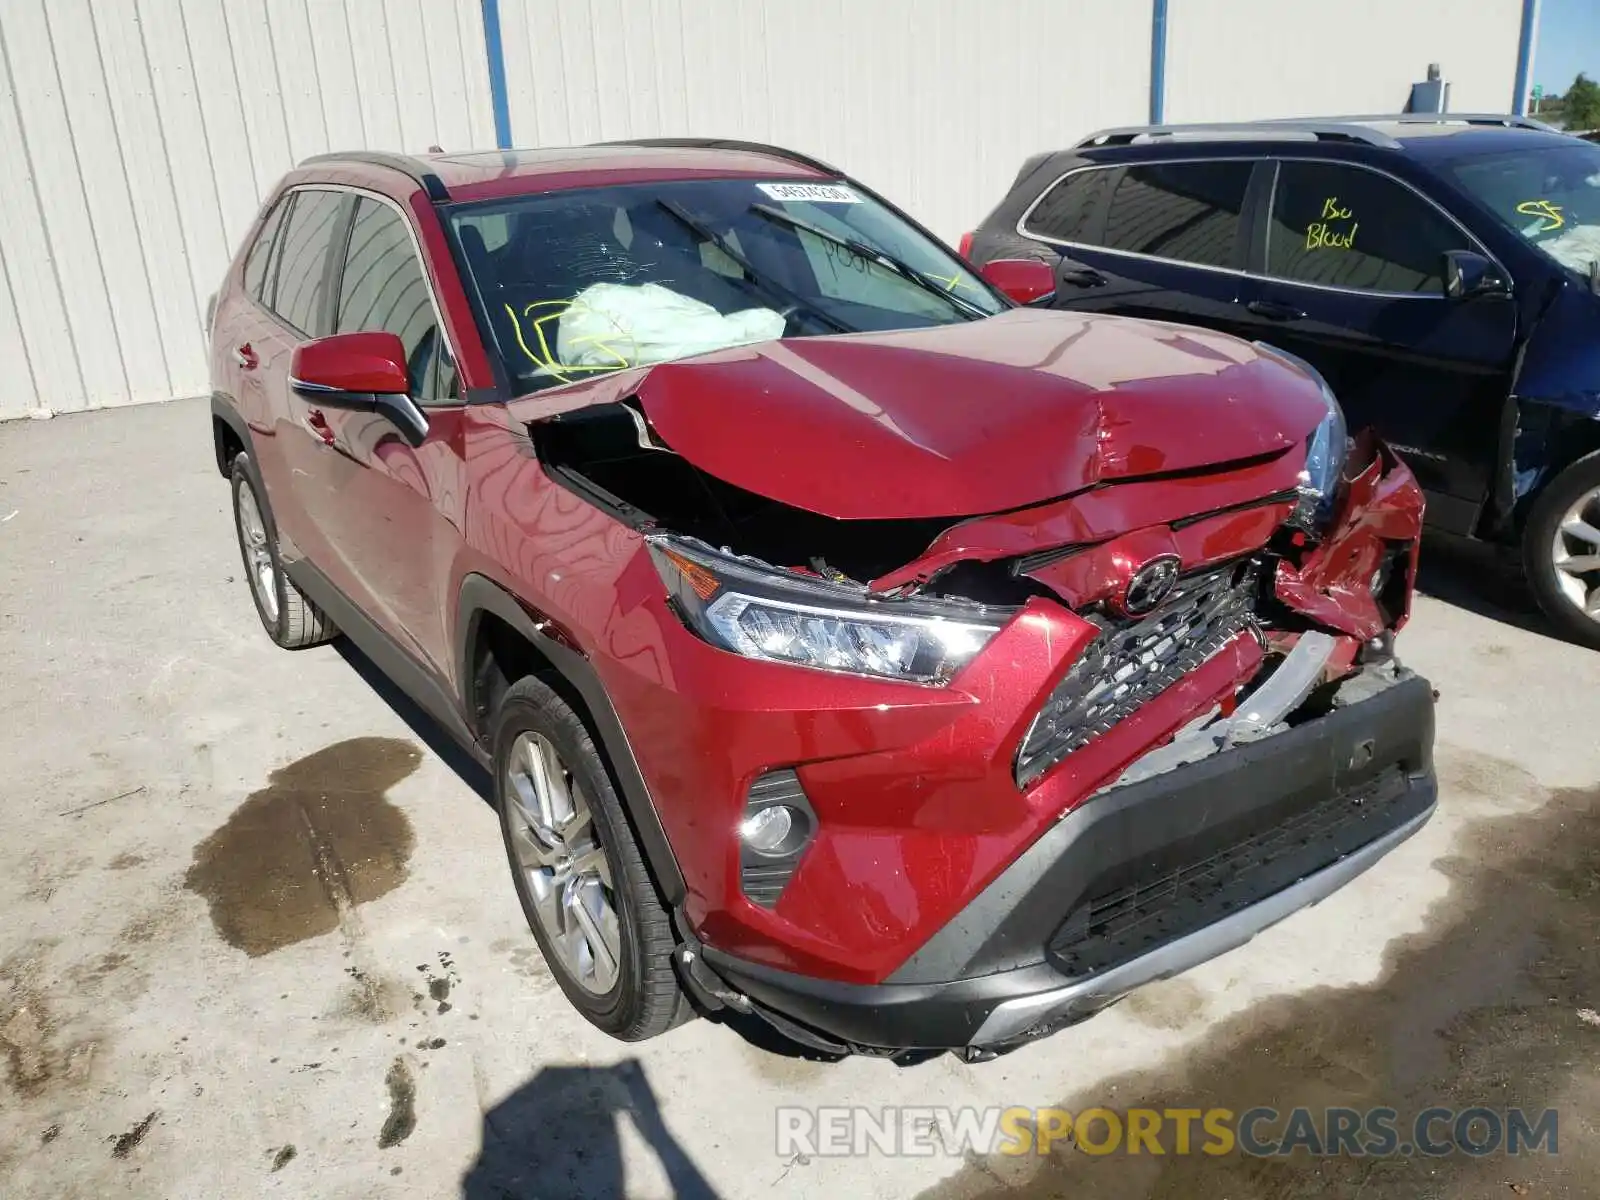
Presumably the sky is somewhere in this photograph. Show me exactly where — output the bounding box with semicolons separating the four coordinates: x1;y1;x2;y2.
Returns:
1536;0;1600;95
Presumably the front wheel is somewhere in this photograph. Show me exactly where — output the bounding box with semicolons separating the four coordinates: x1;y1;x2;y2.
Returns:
492;675;687;1040
1522;454;1600;650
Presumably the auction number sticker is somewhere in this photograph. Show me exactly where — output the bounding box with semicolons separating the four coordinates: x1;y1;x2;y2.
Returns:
757;182;861;203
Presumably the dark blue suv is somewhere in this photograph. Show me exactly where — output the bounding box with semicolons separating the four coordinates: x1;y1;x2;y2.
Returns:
967;114;1600;647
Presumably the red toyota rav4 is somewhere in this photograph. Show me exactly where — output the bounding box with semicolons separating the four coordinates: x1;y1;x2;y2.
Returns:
209;141;1435;1061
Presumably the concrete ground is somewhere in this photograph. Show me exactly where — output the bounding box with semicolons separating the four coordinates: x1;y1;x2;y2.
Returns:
1;396;1596;1199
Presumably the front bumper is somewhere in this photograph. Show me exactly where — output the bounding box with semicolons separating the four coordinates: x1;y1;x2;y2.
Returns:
700;669;1435;1054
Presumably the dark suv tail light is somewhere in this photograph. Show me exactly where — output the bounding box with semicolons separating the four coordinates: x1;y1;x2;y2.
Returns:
958;231;975;259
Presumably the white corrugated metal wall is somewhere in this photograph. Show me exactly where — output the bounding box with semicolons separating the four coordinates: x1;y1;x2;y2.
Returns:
0;0;494;421
494;0;1154;256
0;0;1525;421
1165;0;1523;122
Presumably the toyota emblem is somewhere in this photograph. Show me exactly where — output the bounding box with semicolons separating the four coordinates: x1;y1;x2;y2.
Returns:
1117;555;1181;617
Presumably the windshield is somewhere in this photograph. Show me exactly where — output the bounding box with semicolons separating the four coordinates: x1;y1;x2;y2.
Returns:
446;178;1004;394
1448;141;1600;280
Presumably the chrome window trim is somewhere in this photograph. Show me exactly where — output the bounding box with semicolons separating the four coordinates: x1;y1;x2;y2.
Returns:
261;181;461;405
1014;155;1507;300
1014;156;1259;281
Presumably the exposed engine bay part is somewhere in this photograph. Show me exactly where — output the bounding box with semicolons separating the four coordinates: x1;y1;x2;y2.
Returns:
535;399;1423;640
1109;632;1341;789
508;309;1328;521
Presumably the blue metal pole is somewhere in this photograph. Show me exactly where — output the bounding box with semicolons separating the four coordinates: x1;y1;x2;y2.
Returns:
1149;0;1169;124
1512;0;1541;116
480;0;513;149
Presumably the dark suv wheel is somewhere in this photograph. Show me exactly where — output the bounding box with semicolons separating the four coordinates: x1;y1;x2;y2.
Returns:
229;453;337;649
491;675;687;1040
1522;452;1600;650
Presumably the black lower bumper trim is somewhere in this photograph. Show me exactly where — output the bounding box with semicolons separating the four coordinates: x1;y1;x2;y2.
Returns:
701;671;1436;1053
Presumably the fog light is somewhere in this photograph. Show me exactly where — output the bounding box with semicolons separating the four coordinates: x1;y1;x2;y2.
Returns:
739;769;818;907
739;805;795;855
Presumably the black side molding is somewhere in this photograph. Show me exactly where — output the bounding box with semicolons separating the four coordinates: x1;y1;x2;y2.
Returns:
455;574;687;904
284;559;486;763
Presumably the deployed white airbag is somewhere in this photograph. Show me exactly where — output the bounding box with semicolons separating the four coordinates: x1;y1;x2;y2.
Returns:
556;282;785;370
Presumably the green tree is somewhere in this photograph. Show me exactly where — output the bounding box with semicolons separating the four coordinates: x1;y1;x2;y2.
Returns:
1564;72;1600;131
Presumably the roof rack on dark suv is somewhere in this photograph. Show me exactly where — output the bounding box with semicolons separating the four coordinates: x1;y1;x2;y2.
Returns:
1074;112;1557;151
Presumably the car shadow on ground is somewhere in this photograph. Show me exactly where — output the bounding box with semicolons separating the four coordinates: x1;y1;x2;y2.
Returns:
1412;533;1555;640
333;640;494;805
461;1058;721;1200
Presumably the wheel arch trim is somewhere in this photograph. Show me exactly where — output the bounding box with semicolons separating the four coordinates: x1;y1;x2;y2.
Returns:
454;573;687;904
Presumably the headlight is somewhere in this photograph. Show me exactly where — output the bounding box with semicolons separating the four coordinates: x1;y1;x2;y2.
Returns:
1255;342;1348;529
648;536;1006;684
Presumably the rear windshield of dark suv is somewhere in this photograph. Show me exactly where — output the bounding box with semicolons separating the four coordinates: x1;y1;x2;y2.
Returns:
445;179;1005;394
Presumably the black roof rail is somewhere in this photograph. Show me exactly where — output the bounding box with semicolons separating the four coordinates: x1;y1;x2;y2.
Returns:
590;137;844;178
297;150;450;202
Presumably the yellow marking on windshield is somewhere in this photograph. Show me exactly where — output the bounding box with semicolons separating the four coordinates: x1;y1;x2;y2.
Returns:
503;299;636;384
924;270;970;293
1516;199;1565;232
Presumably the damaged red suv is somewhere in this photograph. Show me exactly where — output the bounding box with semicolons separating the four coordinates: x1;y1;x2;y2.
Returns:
208;140;1435;1061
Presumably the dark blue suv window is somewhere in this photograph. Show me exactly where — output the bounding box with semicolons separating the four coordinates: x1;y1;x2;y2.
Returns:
1099;162;1251;268
1266;162;1467;293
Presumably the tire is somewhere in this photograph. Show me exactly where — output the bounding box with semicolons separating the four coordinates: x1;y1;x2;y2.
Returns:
492;674;687;1040
1521;452;1600;650
229;452;337;649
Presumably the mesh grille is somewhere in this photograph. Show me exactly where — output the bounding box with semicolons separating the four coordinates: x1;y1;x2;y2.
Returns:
1047;767;1411;979
1016;564;1259;787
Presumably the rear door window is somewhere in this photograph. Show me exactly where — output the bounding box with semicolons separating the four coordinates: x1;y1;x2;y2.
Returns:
337;197;454;401
271;188;347;335
1099;162;1253;268
1265;161;1467;293
1021;168;1116;245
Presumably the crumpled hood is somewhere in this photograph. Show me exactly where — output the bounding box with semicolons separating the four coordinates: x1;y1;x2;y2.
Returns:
515;308;1330;520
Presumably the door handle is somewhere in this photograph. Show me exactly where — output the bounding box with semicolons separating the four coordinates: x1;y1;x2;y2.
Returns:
1246;299;1306;322
1059;267;1108;288
305;408;335;446
232;343;259;370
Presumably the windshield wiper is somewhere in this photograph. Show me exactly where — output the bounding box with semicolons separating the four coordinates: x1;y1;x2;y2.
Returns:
652;199;850;334
749;203;990;320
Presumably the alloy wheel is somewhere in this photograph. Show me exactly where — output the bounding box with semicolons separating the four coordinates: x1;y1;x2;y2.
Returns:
506;731;622;995
1550;484;1600;625
236;483;279;623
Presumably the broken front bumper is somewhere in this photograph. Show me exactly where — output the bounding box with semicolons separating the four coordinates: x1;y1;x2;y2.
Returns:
699;668;1436;1054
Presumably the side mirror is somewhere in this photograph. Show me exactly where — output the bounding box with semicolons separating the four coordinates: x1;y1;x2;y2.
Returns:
290;331;427;446
1443;250;1511;300
978;258;1057;306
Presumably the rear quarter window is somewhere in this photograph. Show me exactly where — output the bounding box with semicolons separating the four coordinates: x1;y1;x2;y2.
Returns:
242;199;289;304
1021;167;1115;244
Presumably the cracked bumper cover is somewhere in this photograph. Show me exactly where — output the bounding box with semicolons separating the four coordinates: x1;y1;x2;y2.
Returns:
699;670;1436;1052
